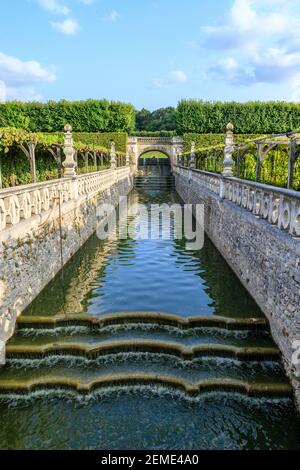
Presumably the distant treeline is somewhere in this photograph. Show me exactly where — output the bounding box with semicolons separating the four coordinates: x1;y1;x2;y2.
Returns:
1;99;300;134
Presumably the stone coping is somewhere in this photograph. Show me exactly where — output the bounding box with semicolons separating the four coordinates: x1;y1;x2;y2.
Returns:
0;374;292;397
6;339;279;361
17;311;268;331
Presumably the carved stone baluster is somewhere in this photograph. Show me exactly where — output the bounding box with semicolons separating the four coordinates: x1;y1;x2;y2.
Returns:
222;122;235;177
190;141;195;169
110;142;117;170
63;124;77;177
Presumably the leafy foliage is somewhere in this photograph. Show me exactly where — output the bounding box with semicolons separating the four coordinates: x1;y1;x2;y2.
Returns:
0;100;135;133
0;127;126;188
135;107;176;132
177;100;300;134
181;134;300;191
130;130;176;137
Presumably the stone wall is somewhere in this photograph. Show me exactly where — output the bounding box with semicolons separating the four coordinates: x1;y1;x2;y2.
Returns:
174;168;300;408
0;170;133;361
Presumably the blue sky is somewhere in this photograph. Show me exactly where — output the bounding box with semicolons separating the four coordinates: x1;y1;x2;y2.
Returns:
1;0;300;109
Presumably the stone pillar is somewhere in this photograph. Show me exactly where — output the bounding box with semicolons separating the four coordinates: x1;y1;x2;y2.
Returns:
126;151;130;166
222;122;235;177
110;141;117;170
63;124;77;177
190;141;195;169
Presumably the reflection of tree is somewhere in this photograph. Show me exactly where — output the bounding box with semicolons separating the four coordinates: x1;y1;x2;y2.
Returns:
25;189;261;319
173;237;262;317
25;202;140;317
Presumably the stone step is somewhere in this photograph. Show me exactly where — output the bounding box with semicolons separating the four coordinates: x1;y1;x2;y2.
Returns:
16;312;269;331
10;324;274;350
6;338;280;361
0;369;292;398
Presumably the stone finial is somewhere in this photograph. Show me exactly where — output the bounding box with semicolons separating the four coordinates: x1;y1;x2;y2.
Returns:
190;141;196;169
64;124;72;133
110;141;117;170
222;122;235;177
63;123;77;177
226;122;234;132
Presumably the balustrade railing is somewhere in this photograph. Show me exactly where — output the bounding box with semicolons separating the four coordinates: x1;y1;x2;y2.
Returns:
0;166;131;232
174;166;300;237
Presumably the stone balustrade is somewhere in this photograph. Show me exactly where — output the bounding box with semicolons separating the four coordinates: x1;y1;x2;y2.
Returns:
0;167;131;233
223;177;300;237
174;166;300;238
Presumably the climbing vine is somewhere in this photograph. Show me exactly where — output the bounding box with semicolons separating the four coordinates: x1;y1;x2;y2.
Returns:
181;136;300;191
0;128;126;188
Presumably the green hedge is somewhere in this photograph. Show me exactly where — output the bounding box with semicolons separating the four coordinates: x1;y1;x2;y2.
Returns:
130;130;176;137
177;100;300;134
181;134;300;191
73;132;127;153
37;131;128;152
0;130;127;188
183;133;266;152
0;100;135;133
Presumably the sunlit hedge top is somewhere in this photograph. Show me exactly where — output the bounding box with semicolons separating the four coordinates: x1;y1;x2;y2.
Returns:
177;100;300;134
0;100;136;133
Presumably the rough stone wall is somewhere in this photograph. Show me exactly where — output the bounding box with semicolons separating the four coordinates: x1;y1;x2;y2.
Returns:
0;175;133;356
175;169;300;408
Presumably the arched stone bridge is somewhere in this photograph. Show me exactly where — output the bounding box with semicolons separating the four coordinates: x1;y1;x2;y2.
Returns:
127;136;183;166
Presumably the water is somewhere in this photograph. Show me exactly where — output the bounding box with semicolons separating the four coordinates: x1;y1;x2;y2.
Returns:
23;190;262;318
0;187;299;449
0;389;299;450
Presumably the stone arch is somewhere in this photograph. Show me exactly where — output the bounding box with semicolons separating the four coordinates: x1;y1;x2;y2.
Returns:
138;147;172;160
128;136;184;169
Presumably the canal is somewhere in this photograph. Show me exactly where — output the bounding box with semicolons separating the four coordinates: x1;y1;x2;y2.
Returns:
0;184;299;450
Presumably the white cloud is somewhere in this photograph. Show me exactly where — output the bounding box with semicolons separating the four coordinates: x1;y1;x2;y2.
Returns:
0;51;56;102
103;10;120;22
202;0;300;98
35;0;81;36
153;70;188;89
51;18;80;35
35;0;69;15
0;52;56;85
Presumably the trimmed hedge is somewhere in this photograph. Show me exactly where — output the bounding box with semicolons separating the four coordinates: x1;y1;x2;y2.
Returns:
130;130;176;137
183;133;267;152
0;100;135;133
73;132;127;153
177;100;300;134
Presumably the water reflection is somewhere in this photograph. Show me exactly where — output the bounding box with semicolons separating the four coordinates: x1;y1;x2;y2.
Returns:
24;190;261;318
